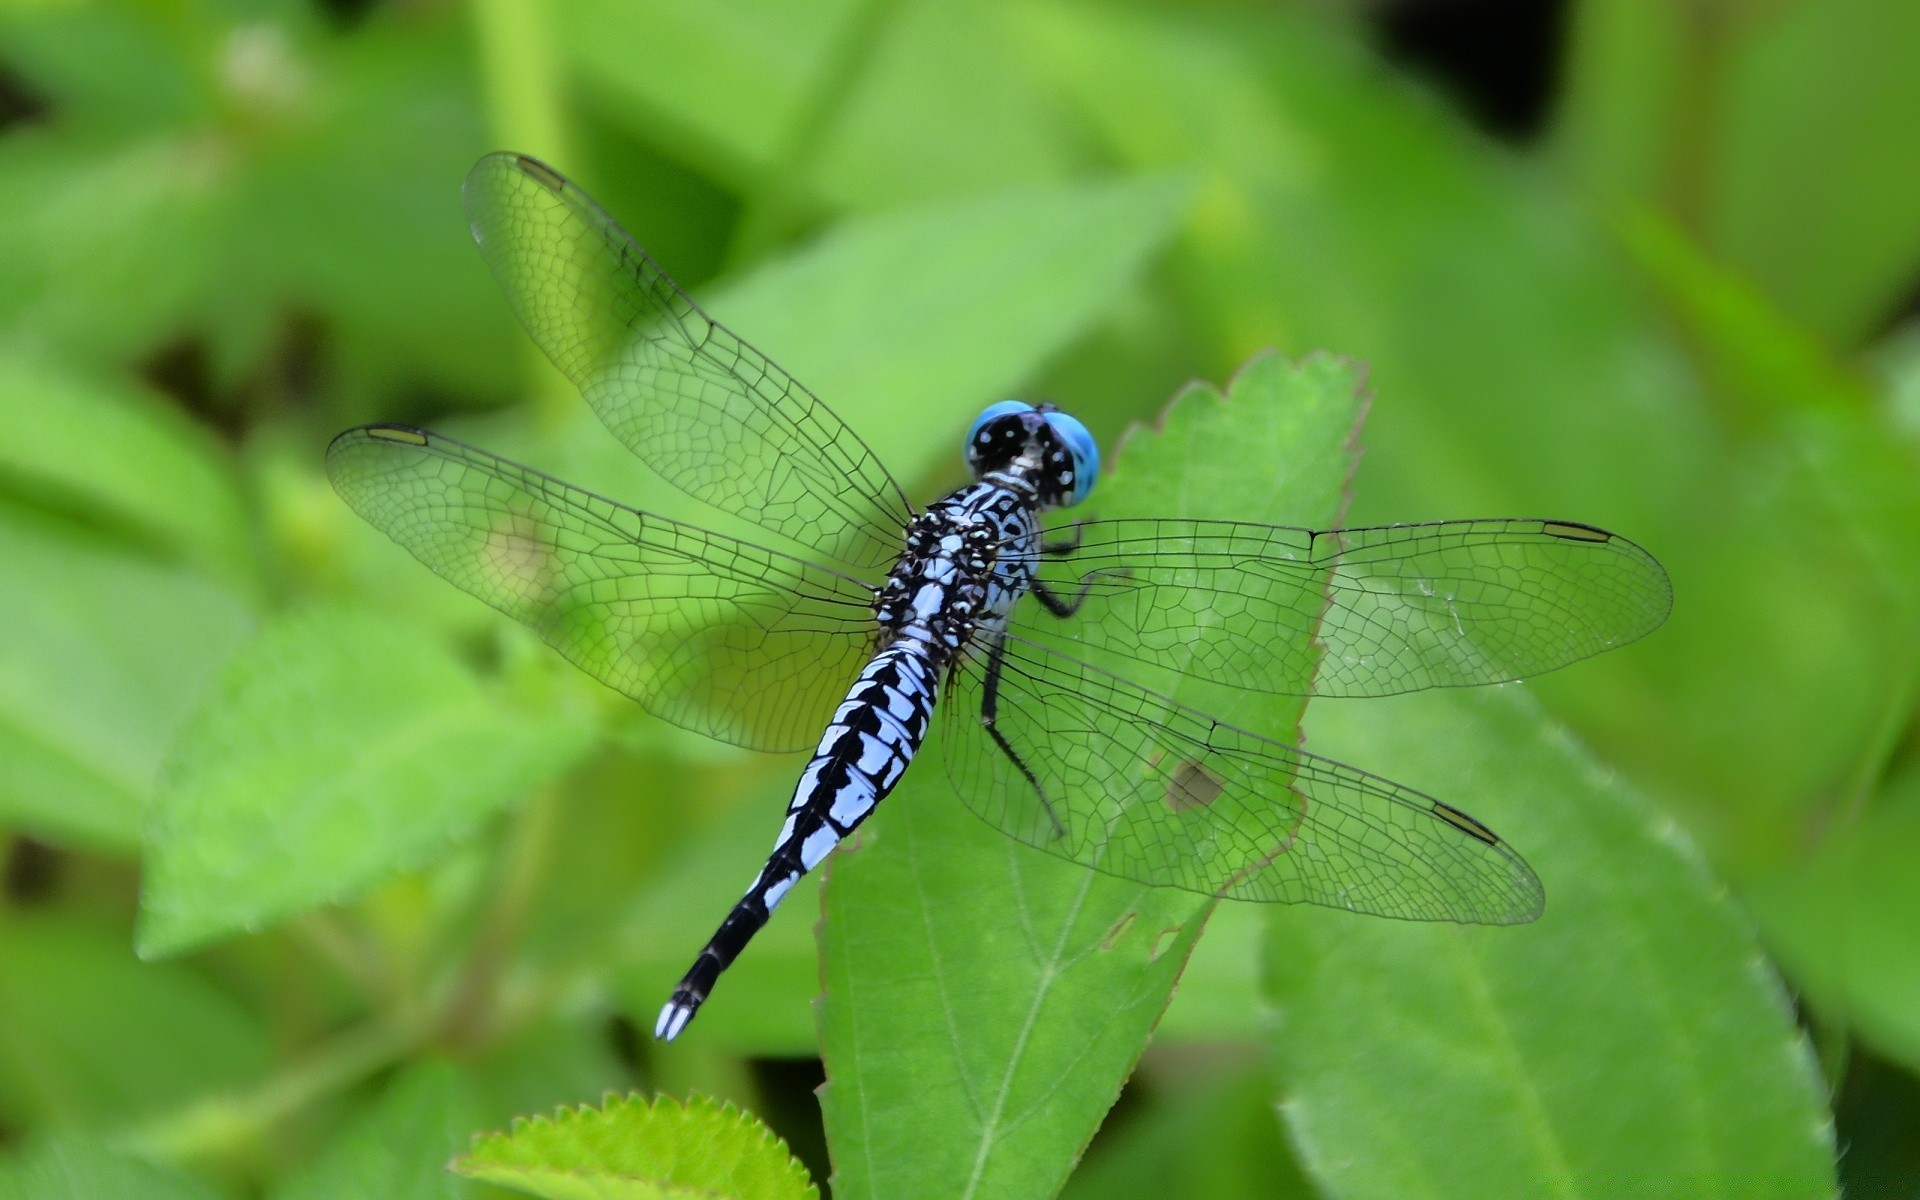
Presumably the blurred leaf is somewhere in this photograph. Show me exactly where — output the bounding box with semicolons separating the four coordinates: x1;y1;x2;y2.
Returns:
0;3;210;134
1747;764;1920;1078
0;1137;219;1200
1266;685;1837;1198
1709;0;1920;347
0;916;269;1130
466;1017;632;1134
564;0;863;182
1554;0;1696;210
611;768;823;1057
0;352;255;586
1015;0;1702;525
138;606;597;957
711;174;1190;495
804;0;1075;210
1560;0;1920;346
567;0;1080;250
1153;900;1266;1041
1060;1066;1311;1200
1619;207;1872;424
0;133;223;366
0;9;506;404
237;21;509;408
270;1061;482;1200
817;354;1358;1198
1620;205;1920;865
451;1093;817;1200
0;506;254;849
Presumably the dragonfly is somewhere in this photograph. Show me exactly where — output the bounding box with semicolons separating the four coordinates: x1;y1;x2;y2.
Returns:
328;152;1672;1042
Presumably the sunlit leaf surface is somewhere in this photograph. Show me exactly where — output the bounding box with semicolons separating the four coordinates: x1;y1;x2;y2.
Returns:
1267;686;1837;1199
818;354;1363;1198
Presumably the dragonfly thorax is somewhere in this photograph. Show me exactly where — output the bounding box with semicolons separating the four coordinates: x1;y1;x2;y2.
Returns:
873;507;1004;658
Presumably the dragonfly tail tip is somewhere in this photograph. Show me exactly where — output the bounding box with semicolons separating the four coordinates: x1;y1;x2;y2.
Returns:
655;994;699;1041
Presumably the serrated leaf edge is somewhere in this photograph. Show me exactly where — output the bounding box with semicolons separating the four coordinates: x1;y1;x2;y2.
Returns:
450;1091;816;1199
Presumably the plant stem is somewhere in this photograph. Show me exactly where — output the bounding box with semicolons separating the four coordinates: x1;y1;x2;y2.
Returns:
439;786;563;1047
470;0;576;425
723;0;903;269
119;1016;419;1163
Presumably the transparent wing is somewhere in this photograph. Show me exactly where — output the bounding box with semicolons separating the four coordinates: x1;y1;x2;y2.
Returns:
463;152;914;569
327;425;878;753
940;635;1542;923
1016;518;1671;697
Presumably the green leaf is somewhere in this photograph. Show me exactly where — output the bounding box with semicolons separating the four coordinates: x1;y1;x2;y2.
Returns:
0;916;269;1129
1708;0;1920;348
1746;764;1920;1076
0;133;221;369
1060;1066;1311;1200
804;0;1077;209
817;354;1361;1198
0;507;255;850
271;1061;483;1200
0;1138;220;1200
1556;0;1920;348
241;22;511;404
138;606;596;957
1265;685;1837;1198
0;352;255;587
564;0;862;179
451;1093;817;1200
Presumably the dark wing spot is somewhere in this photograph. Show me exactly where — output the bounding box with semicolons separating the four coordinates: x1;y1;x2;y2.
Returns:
1166;760;1225;812
366;425;429;446
1541;521;1610;543
1430;800;1501;846
514;154;567;191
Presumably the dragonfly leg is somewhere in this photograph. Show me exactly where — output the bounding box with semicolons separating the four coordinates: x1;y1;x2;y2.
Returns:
1030;577;1091;618
1040;520;1085;556
980;637;1067;838
1033;523;1130;619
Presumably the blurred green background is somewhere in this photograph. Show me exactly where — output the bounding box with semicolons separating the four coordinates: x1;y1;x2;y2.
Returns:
2;0;1918;1195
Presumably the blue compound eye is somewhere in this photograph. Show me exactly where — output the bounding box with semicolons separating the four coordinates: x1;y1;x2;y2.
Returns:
964;400;1033;472
1041;410;1099;506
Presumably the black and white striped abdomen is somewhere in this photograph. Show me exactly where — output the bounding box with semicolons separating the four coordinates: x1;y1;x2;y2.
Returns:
654;643;941;1039
777;644;939;866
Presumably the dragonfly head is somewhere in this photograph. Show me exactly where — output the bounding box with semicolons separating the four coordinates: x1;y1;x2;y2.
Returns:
964;401;1099;508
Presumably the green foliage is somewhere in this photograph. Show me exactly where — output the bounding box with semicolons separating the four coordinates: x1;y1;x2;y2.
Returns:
271;1062;483;1200
3;0;1915;1195
0;508;254;849
0;917;268;1129
139;606;595;957
1271;687;1833;1197
0;1139;220;1200
452;1093;817;1200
